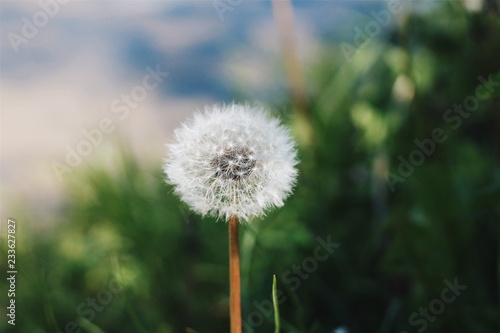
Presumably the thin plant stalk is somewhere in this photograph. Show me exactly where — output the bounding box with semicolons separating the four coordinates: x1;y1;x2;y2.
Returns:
229;215;242;333
272;274;280;333
271;0;309;117
271;0;314;146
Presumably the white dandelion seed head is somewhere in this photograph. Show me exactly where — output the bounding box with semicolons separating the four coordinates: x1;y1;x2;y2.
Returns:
164;103;299;222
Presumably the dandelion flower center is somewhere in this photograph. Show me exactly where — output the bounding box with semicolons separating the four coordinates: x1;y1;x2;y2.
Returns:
210;147;256;181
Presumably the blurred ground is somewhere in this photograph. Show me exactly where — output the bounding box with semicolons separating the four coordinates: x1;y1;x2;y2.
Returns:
0;0;341;213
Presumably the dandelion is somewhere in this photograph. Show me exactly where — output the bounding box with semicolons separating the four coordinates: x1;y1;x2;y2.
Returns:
164;103;298;333
164;103;298;222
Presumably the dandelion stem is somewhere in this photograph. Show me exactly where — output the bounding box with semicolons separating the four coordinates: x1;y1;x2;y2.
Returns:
229;215;242;333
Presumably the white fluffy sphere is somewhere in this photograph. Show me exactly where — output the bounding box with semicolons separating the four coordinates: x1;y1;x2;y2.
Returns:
164;103;298;222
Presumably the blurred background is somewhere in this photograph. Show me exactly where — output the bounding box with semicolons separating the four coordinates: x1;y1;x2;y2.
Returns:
1;0;499;332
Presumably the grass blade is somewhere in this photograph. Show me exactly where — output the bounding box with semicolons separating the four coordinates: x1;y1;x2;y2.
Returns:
272;274;280;333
